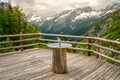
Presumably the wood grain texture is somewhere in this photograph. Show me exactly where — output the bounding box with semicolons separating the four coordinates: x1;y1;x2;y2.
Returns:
1;33;119;64
52;48;67;74
0;49;119;80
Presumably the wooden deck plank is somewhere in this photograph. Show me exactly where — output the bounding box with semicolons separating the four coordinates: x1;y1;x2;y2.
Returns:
0;49;51;67
0;53;51;71
102;66;120;80
0;49;51;79
12;66;51;80
29;54;86;80
2;49;78;79
75;60;105;80
0;60;48;79
2;64;50;80
2;51;80;78
114;73;120;80
29;55;86;80
97;65;118;80
0;49;46;59
55;58;104;80
0;49;51;63
96;65;115;80
0;57;44;74
0;54;51;75
111;68;120;80
82;63;114;80
0;49;119;80
45;57;98;80
107;67;118;80
30;72;55;80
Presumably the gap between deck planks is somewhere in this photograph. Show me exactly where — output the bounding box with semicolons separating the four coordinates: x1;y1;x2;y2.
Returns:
0;48;120;80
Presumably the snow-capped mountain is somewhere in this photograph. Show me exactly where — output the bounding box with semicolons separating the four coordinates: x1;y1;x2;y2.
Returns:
29;3;120;36
28;15;42;22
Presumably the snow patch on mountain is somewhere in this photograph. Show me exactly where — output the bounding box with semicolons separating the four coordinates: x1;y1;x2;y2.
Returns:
46;17;54;20
59;11;71;18
106;10;114;14
28;15;42;22
54;11;71;22
75;11;102;20
70;25;75;30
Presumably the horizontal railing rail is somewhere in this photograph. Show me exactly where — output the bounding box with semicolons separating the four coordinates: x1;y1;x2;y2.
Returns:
0;32;120;64
0;33;38;38
39;33;120;45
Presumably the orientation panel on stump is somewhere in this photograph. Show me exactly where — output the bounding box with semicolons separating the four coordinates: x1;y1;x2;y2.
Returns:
47;43;72;74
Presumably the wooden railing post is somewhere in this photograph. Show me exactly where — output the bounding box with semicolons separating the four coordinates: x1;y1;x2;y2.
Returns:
60;32;63;40
96;35;100;58
20;32;23;51
37;32;40;48
88;38;91;56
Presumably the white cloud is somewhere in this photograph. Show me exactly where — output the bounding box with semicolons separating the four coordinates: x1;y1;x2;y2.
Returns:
89;1;99;7
0;0;8;2
10;0;120;16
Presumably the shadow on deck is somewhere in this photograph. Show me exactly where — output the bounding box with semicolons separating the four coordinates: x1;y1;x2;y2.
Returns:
0;48;120;80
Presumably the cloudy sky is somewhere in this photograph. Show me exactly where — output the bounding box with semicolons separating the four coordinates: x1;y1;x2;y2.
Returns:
1;0;120;16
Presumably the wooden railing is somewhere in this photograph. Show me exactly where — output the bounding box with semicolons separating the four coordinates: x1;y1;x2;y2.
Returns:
0;32;120;64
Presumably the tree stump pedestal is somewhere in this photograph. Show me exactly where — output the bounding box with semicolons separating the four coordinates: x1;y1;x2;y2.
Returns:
47;43;72;74
52;48;67;74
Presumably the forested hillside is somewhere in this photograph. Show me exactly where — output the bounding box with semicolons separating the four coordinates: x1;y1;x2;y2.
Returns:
0;2;40;35
91;9;120;41
0;2;40;53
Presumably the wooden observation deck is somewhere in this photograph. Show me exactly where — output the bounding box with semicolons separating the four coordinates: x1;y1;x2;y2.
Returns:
0;33;120;80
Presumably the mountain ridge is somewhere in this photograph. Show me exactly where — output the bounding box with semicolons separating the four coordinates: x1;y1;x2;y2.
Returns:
92;9;120;41
28;3;120;40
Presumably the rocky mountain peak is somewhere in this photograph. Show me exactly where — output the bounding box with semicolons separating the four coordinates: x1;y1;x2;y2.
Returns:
105;2;120;11
81;7;93;12
28;2;120;36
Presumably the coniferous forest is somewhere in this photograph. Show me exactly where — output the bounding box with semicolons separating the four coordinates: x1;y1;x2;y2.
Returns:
0;2;40;53
0;2;40;35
